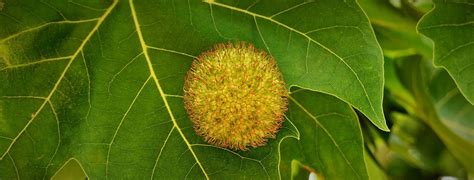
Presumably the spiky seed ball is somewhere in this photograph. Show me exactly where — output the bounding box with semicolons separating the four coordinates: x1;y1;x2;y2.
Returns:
183;42;288;151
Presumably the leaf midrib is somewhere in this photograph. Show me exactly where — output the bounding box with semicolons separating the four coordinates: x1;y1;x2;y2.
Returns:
128;0;210;179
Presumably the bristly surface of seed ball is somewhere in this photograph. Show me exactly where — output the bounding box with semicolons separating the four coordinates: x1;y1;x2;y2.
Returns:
183;42;288;151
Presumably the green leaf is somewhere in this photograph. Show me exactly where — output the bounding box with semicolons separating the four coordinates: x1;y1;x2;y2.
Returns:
388;112;447;172
280;89;368;180
358;0;432;58
430;71;474;145
397;58;474;173
0;0;379;178
417;0;474;104
383;57;416;111
288;160;312;180
383;55;473;177
365;151;387;180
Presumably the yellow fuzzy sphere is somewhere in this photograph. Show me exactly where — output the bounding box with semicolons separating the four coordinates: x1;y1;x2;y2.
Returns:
184;42;288;151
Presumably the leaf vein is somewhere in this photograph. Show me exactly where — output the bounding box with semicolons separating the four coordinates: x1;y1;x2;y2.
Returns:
147;46;196;58
8;153;19;180
105;76;152;178
0;56;72;72
107;53;144;96
43;101;61;180
151;127;175;179
80;50;92;127
0;18;99;43
270;1;313;19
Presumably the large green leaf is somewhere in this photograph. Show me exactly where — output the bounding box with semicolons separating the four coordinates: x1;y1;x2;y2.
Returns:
0;0;379;178
417;0;474;104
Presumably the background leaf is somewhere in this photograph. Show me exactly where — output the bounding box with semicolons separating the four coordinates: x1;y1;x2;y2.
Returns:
396;58;474;174
358;0;432;58
0;0;381;178
430;70;474;144
418;0;474;104
355;0;474;178
364;151;387;180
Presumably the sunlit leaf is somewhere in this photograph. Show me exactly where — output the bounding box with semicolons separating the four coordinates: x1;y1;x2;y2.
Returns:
0;0;380;178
